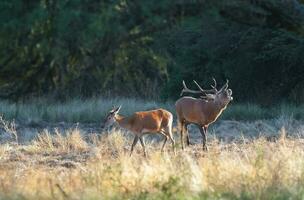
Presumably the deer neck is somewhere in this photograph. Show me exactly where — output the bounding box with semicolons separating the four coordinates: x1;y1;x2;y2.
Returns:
115;114;131;130
207;100;228;118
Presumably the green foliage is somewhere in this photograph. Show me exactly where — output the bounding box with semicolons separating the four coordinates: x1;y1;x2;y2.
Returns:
0;0;304;104
0;0;174;99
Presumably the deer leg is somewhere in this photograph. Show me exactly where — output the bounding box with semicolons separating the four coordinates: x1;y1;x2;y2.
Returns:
169;136;176;154
130;136;139;156
139;136;147;157
185;123;191;146
162;127;175;154
199;126;208;151
203;126;208;151
168;127;176;154
161;135;168;152
180;121;185;150
186;135;191;146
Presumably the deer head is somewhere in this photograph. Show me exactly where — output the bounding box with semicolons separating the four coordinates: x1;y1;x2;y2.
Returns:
102;105;121;128
213;79;233;106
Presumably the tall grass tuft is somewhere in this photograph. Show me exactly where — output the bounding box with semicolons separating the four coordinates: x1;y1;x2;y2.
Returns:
33;128;88;153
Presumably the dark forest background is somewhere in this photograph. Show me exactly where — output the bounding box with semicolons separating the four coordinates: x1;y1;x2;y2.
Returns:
1;0;304;105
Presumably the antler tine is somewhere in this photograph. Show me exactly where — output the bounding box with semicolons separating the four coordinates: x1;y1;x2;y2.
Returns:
193;80;217;93
180;80;205;96
211;78;217;91
219;79;229;92
225;79;229;90
193;80;205;92
180;80;187;96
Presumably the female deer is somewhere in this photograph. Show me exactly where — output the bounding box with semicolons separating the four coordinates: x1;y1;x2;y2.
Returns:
102;106;175;156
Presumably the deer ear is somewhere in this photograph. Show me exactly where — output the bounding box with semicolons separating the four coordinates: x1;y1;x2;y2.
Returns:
114;105;121;113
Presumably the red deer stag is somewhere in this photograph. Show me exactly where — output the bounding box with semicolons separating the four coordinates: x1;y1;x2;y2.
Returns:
102;106;175;156
175;79;233;151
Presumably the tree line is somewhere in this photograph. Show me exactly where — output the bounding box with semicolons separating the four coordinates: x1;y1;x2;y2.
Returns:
1;0;304;105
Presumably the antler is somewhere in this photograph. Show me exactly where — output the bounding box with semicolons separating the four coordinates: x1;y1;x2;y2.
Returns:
180;81;203;96
219;79;229;92
180;80;217;97
210;78;218;92
193;80;217;94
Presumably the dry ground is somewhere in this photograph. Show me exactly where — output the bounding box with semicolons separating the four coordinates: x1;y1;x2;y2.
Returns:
1;119;304;199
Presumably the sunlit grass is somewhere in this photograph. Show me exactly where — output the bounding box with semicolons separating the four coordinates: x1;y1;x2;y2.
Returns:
1;127;304;199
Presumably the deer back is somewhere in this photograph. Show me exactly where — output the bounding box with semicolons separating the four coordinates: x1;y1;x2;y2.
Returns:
118;109;172;133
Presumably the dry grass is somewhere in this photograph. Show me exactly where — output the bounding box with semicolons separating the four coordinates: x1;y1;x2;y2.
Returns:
0;127;304;200
0;115;18;143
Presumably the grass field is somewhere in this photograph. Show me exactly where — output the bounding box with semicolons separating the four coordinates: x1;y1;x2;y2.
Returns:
1;127;304;200
1;98;304;199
